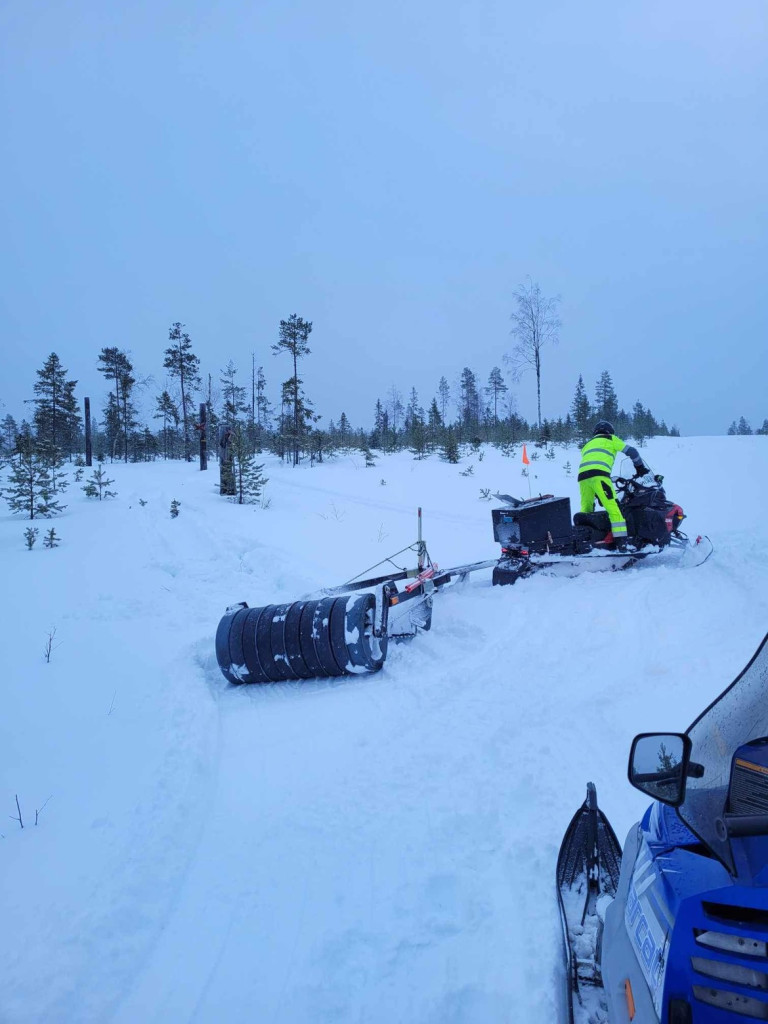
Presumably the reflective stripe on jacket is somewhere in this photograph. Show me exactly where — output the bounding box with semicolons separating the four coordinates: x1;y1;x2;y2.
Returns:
578;434;632;482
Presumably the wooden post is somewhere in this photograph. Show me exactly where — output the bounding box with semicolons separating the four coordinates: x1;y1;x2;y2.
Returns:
199;403;207;471
84;397;92;466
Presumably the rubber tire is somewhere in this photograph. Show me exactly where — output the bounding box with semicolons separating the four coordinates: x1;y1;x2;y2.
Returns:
344;593;387;672
298;600;330;679
283;601;313;679
312;597;345;676
241;606;273;684
255;604;283;682
269;602;300;680
215;603;247;683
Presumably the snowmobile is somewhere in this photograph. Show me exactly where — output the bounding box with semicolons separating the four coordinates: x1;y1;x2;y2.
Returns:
557;631;768;1024
492;468;712;585
214;468;711;686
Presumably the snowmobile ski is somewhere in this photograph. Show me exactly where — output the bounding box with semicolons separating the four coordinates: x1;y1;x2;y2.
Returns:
557;783;622;1024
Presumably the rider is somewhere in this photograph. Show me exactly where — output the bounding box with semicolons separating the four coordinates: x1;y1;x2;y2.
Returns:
578;421;650;549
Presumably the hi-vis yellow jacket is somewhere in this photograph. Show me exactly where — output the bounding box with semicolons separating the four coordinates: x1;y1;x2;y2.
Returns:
577;435;644;483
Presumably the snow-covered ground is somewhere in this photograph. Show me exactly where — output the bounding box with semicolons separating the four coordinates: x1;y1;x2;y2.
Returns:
2;437;767;1023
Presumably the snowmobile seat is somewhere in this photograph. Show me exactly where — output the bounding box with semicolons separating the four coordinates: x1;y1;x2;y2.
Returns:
573;511;610;533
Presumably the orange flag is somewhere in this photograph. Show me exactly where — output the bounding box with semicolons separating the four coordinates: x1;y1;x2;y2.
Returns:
522;444;530;465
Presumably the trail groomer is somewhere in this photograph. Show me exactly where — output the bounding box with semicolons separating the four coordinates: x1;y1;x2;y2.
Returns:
577;421;650;548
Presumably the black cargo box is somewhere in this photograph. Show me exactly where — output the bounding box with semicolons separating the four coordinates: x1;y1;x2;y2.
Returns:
492;496;573;552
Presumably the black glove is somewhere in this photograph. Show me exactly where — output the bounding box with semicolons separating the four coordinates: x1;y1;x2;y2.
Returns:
635;464;649;477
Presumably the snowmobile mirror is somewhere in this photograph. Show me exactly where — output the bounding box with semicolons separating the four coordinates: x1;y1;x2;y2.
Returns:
628;733;692;806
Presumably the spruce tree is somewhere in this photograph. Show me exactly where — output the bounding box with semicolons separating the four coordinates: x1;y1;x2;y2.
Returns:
83;463;117;500
33;353;81;458
440;429;460;464
164;323;201;462
594;370;619;424
1;413;18;455
459;368;480;433
571;375;591;445
427;398;442;450
229;425;268;504
3;436;66;519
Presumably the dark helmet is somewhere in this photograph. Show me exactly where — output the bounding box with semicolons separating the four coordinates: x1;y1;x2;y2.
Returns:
592;420;615;437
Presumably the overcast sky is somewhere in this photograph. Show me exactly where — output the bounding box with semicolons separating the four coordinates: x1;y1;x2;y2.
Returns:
2;0;766;435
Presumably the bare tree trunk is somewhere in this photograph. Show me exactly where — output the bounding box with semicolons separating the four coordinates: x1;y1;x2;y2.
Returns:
84;397;92;466
199;402;207;471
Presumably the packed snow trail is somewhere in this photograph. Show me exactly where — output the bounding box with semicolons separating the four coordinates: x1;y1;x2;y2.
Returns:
2;438;767;1022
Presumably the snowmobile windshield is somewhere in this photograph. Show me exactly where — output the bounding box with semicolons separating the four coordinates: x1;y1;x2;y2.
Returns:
678;633;768;874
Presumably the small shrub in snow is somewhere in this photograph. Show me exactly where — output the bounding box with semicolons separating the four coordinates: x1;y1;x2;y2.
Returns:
563;461;572;476
24;526;39;550
380;478;386;486
83;464;117;500
43;626;61;663
43;528;60;549
544;447;556;461
479;488;491;500
170;499;181;518
460;465;474;477
139;498;148;507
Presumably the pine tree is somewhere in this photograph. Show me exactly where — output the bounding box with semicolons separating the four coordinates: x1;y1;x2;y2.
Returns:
571;375;591;445
437;376;451;424
737;416;753;435
97;347;136;462
3;436;66;519
43;527;60;548
220;361;248;427
387;385;404;436
255;365;272;443
164;323;201;462
154;390;181;459
272;314;313;466
485;367;508;426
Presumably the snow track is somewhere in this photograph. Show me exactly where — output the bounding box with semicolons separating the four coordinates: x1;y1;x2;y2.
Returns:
2;439;767;1022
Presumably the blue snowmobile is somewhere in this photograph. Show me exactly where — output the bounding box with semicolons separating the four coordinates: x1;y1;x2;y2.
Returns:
558;631;768;1023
